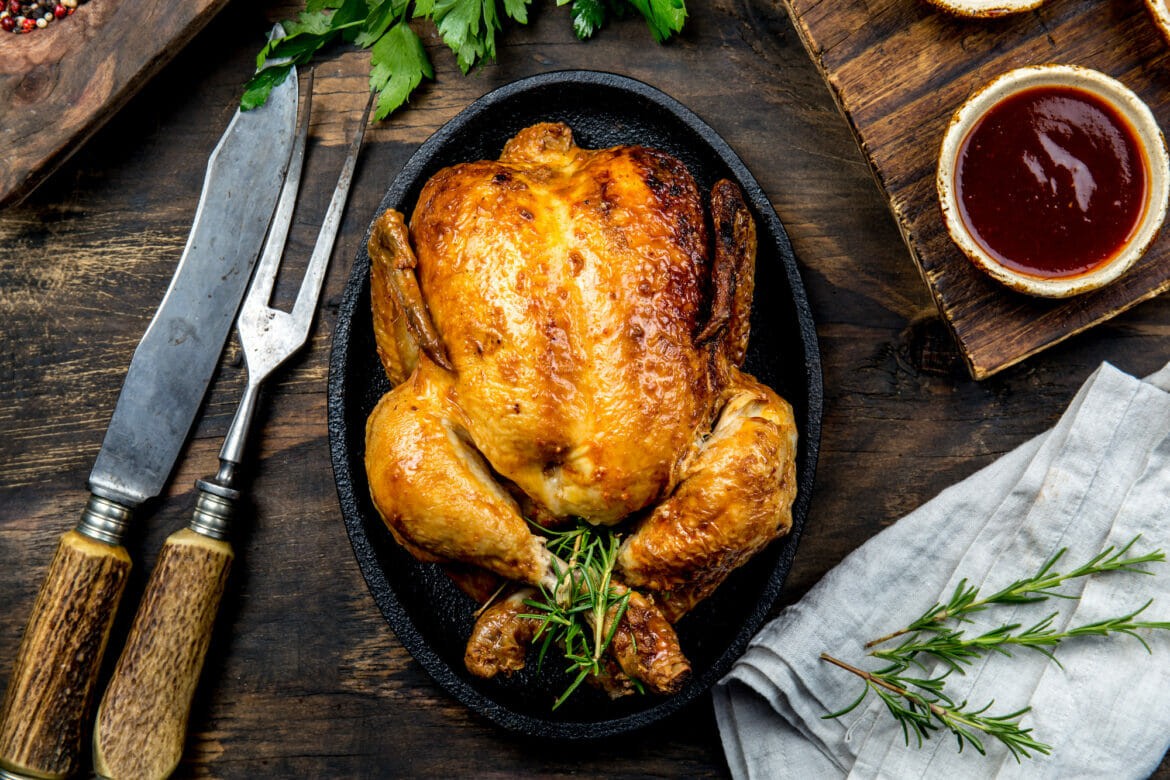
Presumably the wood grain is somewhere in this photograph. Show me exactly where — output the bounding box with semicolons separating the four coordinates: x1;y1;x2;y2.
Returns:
94;528;233;780
0;0;231;207
1;0;1170;776
784;0;1170;378
0;530;130;780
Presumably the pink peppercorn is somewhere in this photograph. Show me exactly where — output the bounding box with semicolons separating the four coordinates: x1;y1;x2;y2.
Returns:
0;14;13;29
52;4;63;17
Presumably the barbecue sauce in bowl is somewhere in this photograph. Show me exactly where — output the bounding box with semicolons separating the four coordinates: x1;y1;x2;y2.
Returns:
938;66;1169;298
956;85;1146;279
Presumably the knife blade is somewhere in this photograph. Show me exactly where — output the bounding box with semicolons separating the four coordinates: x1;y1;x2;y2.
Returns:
0;44;299;780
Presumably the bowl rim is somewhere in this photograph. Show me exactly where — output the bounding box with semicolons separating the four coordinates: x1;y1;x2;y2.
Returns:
1146;0;1170;47
924;0;1045;19
936;64;1170;298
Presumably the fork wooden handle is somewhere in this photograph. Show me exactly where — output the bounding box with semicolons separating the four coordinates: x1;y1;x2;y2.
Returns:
0;528;131;780
93;527;233;780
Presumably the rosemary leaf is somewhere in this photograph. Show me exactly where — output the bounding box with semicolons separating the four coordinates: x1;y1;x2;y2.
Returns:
866;535;1165;649
821;653;1052;761
871;600;1170;672
516;518;638;707
825;536;1168;761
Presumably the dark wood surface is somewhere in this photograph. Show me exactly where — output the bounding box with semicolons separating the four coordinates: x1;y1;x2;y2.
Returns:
788;0;1170;379
2;0;1170;776
0;0;232;207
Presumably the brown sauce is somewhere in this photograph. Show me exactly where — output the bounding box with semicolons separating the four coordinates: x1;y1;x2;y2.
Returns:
956;85;1147;279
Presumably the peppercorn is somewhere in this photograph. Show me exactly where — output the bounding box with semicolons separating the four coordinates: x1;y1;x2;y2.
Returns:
3;0;83;31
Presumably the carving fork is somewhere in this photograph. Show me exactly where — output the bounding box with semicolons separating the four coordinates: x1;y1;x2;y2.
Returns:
91;76;373;780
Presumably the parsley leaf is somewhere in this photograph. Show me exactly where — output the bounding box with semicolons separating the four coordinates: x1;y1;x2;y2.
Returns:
413;0;528;74
370;22;434;119
332;0;373;43
502;0;533;23
566;0;606;40
356;0;410;47
240;63;295;111
244;0;688;119
626;0;686;42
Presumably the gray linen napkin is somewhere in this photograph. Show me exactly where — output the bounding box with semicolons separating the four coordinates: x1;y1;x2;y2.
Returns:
713;361;1170;779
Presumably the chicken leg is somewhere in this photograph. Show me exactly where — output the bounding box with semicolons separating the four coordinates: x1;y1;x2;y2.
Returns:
615;370;798;623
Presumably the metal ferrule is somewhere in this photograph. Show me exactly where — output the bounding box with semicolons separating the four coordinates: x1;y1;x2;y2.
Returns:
190;476;240;541
76;494;134;546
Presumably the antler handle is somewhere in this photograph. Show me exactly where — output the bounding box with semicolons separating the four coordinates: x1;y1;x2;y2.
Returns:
92;484;236;780
0;497;133;780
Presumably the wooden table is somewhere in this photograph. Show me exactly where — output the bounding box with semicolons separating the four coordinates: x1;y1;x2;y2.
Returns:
2;0;1169;776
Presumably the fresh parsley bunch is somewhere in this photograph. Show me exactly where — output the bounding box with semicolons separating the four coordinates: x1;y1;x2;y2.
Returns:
243;0;689;121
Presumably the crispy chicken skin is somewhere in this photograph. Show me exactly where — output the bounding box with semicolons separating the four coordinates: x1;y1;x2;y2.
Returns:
464;588;542;679
364;122;798;692
463;584;692;697
616;375;798;623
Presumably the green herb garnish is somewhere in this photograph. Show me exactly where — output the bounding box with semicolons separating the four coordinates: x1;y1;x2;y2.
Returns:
519;519;633;709
864;536;1166;650
243;0;689;121
820;654;1051;762
822;535;1170;761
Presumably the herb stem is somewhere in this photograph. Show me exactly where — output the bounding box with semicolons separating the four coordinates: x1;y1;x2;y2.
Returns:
245;0;689;120
865;536;1165;649
871;601;1170;670
820;653;906;698
472;579;508;618
821;653;1051;760
825;536;1169;762
519;519;635;708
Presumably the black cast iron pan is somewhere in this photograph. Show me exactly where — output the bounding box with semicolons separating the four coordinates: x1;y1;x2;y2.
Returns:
328;70;822;739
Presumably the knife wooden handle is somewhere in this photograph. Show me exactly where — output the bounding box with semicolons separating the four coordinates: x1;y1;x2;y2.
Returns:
93;527;233;780
0;527;132;780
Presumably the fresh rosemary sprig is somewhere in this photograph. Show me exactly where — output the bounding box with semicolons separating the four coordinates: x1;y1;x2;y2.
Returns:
519;519;633;709
820;654;1051;761
872;601;1170;673
823;535;1170;761
865;536;1165;649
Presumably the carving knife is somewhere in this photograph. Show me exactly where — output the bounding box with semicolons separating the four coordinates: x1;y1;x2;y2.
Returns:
0;44;299;780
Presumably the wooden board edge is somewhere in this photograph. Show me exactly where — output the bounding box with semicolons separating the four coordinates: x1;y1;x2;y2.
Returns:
964;277;1170;380
780;0;974;374
0;0;233;209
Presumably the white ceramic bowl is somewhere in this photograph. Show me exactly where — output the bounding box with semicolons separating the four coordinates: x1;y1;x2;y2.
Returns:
925;0;1044;18
937;65;1170;298
1147;0;1170;46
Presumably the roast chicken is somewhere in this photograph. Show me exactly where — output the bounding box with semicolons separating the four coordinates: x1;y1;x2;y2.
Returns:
364;122;798;697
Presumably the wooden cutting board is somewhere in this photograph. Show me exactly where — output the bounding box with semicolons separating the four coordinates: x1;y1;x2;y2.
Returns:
0;0;230;207
783;0;1170;379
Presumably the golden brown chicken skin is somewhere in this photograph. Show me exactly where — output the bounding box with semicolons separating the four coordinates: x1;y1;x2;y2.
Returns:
364;122;798;692
412;123;712;524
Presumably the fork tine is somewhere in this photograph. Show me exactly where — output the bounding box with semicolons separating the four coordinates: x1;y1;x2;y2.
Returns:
287;91;375;333
217;82;364;471
246;68;315;314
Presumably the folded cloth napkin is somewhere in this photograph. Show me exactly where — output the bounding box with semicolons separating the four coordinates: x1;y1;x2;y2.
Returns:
713;361;1170;779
